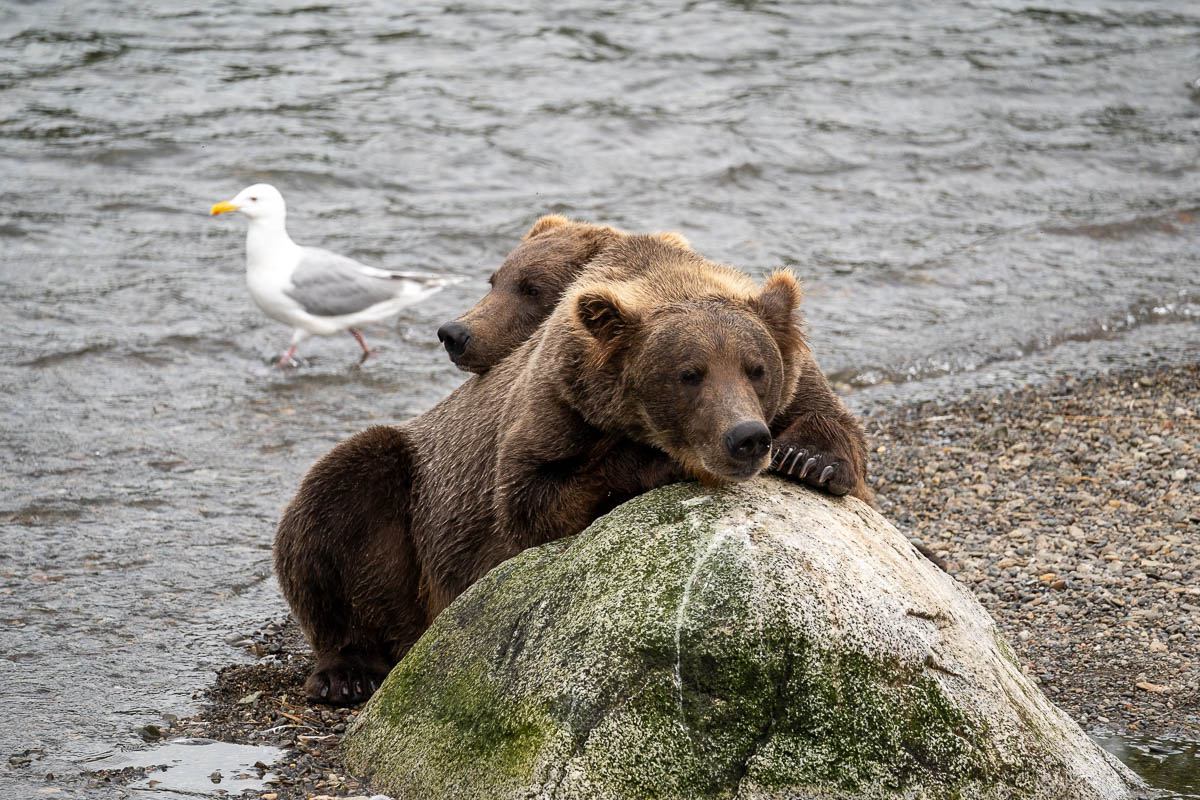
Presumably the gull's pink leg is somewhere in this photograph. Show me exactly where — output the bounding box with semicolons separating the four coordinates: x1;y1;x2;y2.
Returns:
277;344;298;368
350;329;372;361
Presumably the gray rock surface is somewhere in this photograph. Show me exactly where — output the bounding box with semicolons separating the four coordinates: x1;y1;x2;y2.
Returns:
343;477;1149;799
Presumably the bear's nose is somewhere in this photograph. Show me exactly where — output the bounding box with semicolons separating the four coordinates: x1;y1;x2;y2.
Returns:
724;420;772;464
437;321;471;358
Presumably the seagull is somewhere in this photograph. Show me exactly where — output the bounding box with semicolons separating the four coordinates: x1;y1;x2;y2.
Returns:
210;183;458;367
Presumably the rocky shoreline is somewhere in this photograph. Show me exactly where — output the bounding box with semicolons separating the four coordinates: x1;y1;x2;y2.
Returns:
110;363;1197;799
870;363;1198;742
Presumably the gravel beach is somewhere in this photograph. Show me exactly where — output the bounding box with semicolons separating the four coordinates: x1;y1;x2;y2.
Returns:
104;363;1197;798
872;364;1199;741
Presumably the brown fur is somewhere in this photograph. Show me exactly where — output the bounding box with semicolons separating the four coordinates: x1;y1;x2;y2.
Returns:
441;214;871;501
443;215;688;373
276;236;801;704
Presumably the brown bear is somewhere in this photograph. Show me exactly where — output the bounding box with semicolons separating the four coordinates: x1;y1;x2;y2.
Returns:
438;214;870;501
275;233;805;704
435;215;689;374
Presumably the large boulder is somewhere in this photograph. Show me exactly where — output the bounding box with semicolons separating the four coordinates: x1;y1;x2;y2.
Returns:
342;478;1148;799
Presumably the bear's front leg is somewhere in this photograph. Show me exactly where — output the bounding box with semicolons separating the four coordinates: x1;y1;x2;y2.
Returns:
494;429;628;553
494;407;686;554
769;359;871;502
598;439;690;501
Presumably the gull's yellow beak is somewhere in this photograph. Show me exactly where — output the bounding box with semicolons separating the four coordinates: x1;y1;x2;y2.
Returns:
210;200;239;216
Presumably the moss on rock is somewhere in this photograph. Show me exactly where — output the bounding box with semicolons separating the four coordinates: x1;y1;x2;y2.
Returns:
342;478;1148;800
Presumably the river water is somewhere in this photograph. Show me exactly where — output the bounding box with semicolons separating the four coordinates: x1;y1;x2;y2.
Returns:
2;1;1198;796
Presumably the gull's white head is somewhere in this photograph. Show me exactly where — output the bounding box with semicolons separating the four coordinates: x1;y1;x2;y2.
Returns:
210;183;286;221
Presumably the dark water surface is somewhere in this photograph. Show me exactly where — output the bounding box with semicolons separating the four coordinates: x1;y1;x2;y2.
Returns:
3;0;1198;795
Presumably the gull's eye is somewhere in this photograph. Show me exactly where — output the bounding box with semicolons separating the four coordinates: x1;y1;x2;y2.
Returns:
248;196;258;202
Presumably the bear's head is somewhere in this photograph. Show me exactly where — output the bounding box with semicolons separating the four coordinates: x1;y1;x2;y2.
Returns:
559;237;804;485
437;215;690;374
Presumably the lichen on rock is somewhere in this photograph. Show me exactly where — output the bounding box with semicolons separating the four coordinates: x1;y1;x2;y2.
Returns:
342;477;1149;800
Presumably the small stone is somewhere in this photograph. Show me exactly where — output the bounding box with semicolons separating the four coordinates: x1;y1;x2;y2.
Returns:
137;724;163;742
1135;682;1167;694
1171;468;1188;481
1018;630;1031;642
237;690;263;705
1038;572;1056;583
1149;639;1168;653
1050;579;1067;591
210;771;222;784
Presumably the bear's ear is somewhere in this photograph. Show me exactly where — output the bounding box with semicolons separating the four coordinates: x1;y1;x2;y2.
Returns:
749;269;802;336
653;231;691;250
524;214;572;240
576;287;639;343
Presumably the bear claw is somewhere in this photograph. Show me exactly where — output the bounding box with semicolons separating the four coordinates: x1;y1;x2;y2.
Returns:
305;652;391;705
772;447;808;474
770;443;855;497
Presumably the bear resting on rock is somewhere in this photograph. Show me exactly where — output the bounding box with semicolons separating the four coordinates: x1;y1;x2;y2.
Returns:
275;230;811;704
438;214;870;500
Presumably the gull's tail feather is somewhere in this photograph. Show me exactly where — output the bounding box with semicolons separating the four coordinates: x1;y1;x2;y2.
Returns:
401;273;464;288
381;275;464;310
393;274;462;295
357;265;464;285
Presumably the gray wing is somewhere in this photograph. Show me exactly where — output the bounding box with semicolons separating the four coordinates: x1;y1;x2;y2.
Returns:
285;247;408;317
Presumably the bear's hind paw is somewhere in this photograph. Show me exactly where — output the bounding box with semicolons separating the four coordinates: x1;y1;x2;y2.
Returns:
305;652;390;705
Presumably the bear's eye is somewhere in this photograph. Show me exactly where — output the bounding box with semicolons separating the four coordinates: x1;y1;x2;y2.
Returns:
521;284;541;299
747;364;765;380
680;368;705;386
